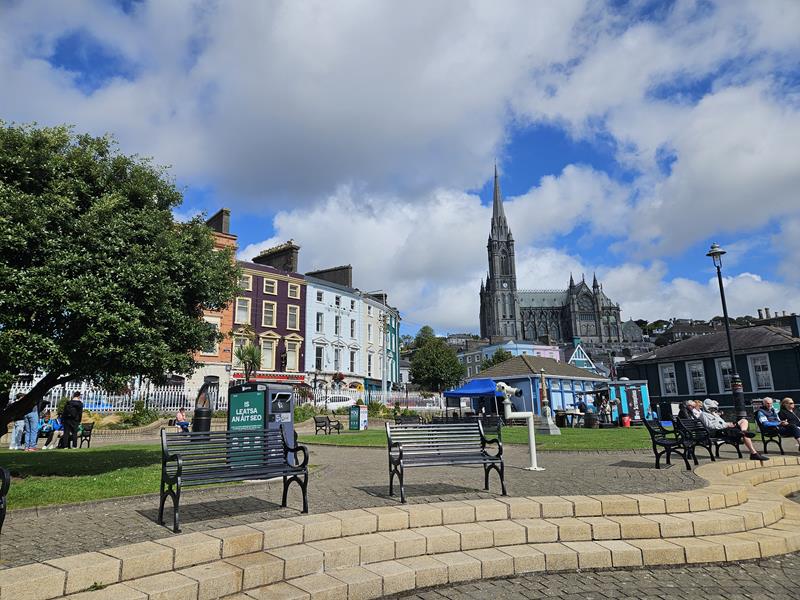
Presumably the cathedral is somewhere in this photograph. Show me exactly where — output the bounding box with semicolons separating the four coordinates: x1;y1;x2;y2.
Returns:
479;168;626;346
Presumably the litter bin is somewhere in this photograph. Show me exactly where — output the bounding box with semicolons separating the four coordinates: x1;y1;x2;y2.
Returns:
555;410;567;428
620;414;631;428
584;412;598;429
192;407;212;432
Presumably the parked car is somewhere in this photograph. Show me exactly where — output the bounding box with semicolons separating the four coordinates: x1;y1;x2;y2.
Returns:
325;394;357;411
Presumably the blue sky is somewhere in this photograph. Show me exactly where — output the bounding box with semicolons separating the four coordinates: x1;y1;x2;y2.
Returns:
1;1;799;336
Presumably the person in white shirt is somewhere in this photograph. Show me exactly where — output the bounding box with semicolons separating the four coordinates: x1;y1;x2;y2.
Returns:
698;399;767;461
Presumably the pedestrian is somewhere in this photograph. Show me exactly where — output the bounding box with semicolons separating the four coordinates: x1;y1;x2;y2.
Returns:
698;398;767;461
61;392;84;449
8;393;26;450
175;407;190;432
23;397;40;452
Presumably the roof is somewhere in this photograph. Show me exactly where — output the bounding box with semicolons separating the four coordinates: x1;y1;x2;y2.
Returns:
517;290;568;308
626;325;800;363
474;354;608;381
444;378;503;398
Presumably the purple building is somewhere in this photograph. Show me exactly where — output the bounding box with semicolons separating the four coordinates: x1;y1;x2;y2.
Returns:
232;241;306;385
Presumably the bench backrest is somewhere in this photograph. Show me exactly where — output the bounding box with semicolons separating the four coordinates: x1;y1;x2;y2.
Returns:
314;416;328;424
395;415;422;424
162;428;289;472
643;418;672;441
81;423;94;435
386;422;489;456
675;417;710;441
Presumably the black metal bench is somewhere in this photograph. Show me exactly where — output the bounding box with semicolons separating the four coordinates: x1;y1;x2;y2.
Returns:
643;419;691;470
385;422;506;503
674;418;717;464
0;466;9;537
79;422;94;448
314;415;342;435
754;410;790;455
395;415;424;425
159;427;308;532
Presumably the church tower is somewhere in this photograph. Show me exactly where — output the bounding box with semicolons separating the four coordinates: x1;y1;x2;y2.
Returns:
479;166;519;340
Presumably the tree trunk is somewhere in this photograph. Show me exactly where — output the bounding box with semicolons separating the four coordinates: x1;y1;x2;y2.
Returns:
0;372;62;436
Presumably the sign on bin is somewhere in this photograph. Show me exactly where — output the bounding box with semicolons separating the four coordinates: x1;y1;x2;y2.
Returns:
349;405;368;430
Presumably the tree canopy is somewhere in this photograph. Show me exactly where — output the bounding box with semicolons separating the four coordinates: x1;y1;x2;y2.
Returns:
409;338;465;392
0;123;239;430
480;348;513;371
413;325;437;349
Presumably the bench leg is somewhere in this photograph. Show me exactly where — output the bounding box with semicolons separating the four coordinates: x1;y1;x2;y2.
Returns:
484;462;507;496
282;473;309;513
654;446;664;469
158;479;182;533
388;463;405;503
0;497;5;537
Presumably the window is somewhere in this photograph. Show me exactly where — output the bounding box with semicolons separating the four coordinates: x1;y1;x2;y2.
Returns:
315;312;324;333
334;348;341;371
201;316;221;355
686;360;706;394
239;274;252;291
748;354;773;391
350;300;355;310
263;278;277;295
367;353;373;377
368;323;373;342
234;297;251;324
288;283;300;299
262;301;276;327
659;363;678;396
475;365;480;373
315;346;324;370
260;339;275;371
335;295;341;307
350;319;356;338
367;305;372;316
466;355;472;363
316;291;323;302
334;316;341;335
349;350;356;373
716;358;733;393
285;341;299;371
232;336;247;368
467;366;472;377
287;305;299;330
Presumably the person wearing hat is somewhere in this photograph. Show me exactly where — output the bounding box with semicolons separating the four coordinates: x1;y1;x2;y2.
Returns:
698;398;767;461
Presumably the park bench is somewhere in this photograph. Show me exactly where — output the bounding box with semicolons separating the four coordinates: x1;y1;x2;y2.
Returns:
395;415;424;425
79;422;94;448
385;422;506;503
643;419;691;470
314;415;342;435
158;427;309;533
673;417;717;464
0;466;9;536
753;403;790;455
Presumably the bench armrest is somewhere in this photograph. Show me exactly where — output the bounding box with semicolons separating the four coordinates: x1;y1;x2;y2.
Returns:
162;453;183;481
388;441;404;463
481;436;503;458
0;466;9;497
330;417;342;426
285;441;309;468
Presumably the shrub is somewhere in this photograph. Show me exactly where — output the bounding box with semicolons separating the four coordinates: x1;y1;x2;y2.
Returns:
367;401;384;417
125;400;161;427
294;404;316;423
356;398;364;406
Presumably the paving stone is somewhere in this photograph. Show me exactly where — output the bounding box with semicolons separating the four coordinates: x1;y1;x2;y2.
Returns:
497;544;546;573
363;507;409;531
654;493;691;513
399;555;448;588
642;514;695;538
759;527;800;552
328;565;383;600
417;526;462;554
205;525;265;558
733;531;788;557
606;515;661;539
126;572;199;600
626;539;685;565
546;517;592;541
399;504;443;528
495;497;540;519
464;548;514;578
347;533;396;564
594;540;643;567
444;523;493;550
460;499;508;521
380;529;428;558
245;582;309;599
707;534;761;561
327;509;378;536
178;560;243;600
307;538;360;569
560;496;602;517
45;551;121;595
266;545;324;579
65;584;147;600
155;532;222;569
225;552;284;589
591;495;639;515
362;561;415;596
532;543;578;571
289;515;342;542
562;541;612;569
250;520;305;551
434;552;482;583
665;537;726;563
290;573;348;600
101;541;175;581
0;563;67;600
576;517;621;540
719;507;765;530
676;511;746;536
434;501;476;524
480;520;527;546
527;496;572;518
625;494;667;514
516;518;559;543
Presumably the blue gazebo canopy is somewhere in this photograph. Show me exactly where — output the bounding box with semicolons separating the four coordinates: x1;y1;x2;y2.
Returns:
443;378;503;398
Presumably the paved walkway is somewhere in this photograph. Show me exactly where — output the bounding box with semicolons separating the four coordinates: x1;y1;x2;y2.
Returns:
0;443;706;568
395;553;800;599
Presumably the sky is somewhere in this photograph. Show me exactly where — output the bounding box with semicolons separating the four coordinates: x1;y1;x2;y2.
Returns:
2;0;799;336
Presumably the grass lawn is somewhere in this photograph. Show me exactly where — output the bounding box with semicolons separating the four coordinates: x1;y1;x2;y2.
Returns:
0;444;162;510
299;425;652;451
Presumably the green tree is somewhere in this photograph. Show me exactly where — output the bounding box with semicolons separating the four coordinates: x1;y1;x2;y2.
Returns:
399;334;414;350
234;343;262;382
480;348;513;371
0;123;239;432
409;338;465;392
414;325;437;348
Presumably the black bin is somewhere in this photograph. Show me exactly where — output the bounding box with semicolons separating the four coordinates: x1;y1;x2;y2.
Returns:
192;407;212;432
584;413;598;428
555;411;567;428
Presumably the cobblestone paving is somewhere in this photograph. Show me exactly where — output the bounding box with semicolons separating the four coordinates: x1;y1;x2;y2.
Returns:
1;442;710;568
394;553;800;599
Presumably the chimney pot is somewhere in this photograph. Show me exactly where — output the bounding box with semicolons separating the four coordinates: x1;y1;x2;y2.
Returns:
765;307;771;319
757;309;764;319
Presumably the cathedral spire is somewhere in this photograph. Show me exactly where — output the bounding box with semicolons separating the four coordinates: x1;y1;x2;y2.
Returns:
569;272;575;288
490;164;510;239
592;272;599;289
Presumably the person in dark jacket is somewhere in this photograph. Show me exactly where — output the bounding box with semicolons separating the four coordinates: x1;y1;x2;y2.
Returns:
61;392;84;449
777;397;800;451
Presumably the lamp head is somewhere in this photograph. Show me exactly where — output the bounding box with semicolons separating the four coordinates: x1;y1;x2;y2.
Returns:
706;242;726;268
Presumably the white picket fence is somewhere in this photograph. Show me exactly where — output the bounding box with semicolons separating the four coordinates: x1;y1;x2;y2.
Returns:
7;380;444;414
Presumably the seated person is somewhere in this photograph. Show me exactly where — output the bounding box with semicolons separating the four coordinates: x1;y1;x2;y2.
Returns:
759;397;800;451
698;399;766;461
576;400;587;414
677;400;699;420
175;407;190;432
39;411;63;450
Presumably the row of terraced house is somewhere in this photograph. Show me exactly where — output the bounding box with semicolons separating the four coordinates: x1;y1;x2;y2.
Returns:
190;209;401;395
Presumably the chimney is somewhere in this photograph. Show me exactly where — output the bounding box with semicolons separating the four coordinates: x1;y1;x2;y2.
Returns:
252;240;300;273
206;208;230;234
757;309;764;319
305;265;353;288
765;307;771;319
783;310;787;316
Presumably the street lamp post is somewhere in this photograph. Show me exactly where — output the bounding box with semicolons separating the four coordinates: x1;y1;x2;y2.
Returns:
706;243;747;421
